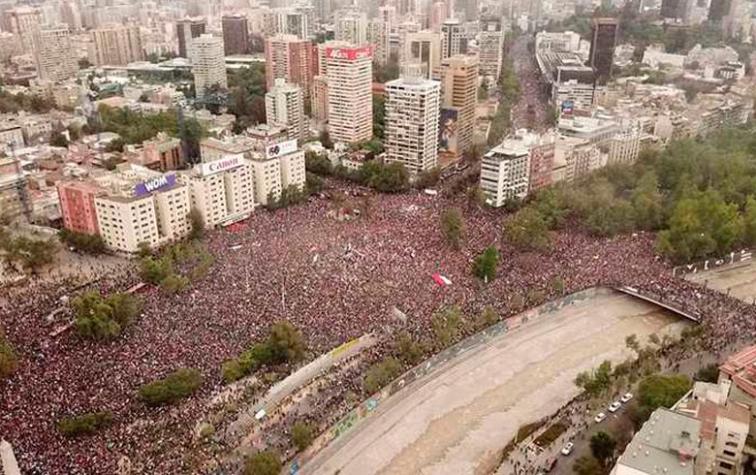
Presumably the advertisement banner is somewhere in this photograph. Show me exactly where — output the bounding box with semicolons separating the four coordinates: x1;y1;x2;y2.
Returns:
199;155;244;176
439;108;458;154
325;45;373;61
133;173;176;197
266;139;298;159
561;100;574;114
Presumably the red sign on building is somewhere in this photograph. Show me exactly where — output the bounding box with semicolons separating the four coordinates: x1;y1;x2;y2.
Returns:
325;45;373;61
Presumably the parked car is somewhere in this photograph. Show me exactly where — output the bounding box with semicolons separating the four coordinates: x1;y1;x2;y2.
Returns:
621;392;634;403
561;442;574;456
608;401;622;413
594;412;607;423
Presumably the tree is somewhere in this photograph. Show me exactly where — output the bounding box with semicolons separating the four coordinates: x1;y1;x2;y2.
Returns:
72;291;142;341
631;171;664;230
637;374;691;411
59;229;106;254
504;207;551;251
743;196;756;246
440;208;465;249
432;306;462;348
573;455;602;475
50;131;69;147
138;368;203;406
57;412;113;437
188;209;205;240
291;421;315;451
694;364;719;383
245;451;281;475
372;94;385;139
267;321;306;364
367;162;409;193
2;236;57;274
472;246;499;282
105;137;125;153
625;334;640;354
319;130;333;149
364;356;402;393
475;306;499;330
396;331;425;365
590;431;617;467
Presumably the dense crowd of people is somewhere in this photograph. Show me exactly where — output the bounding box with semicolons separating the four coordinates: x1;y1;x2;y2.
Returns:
1;185;755;474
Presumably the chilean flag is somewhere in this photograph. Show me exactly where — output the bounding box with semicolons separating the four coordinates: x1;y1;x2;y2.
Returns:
432;273;452;287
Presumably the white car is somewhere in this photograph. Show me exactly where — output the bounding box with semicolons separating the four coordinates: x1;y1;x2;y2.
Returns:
561;442;574;456
621;392;634;403
594;412;607;423
608;401;622;413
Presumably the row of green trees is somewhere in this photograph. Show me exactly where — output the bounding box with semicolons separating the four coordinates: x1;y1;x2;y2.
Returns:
138;241;214;294
487;58;521;147
0;228;58;274
305;152;410;193
59;229;106;254
222;321;307;383
72;291;143;341
500;127;756;264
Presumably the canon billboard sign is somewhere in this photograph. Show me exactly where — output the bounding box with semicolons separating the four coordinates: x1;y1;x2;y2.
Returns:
265;139;298;159
199;155;244;176
325;45;373;61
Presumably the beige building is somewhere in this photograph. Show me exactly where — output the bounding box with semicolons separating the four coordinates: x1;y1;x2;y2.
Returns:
250;139;306;205
265;79;307;143
92;165;190;253
0;158;28;222
326;44;373;144
335;9;368;45
200;135;257;164
35;26;78;82
181;154;256;228
367;20;390;65
403;31;442;79
439;54;478;160
192;34;227;98
4;6;42;54
91;24;144;66
312;75;329;124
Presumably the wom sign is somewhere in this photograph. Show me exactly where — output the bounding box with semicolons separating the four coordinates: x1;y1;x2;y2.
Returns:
672;249;753;277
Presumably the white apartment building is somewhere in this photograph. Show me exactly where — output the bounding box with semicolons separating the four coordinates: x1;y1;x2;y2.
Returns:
200;136;257;164
249;139;306;205
93;166;191;253
326;45;373;144
265;79;307;143
384;75;441;174
440;18;468;60
478;18;505;78
35;26;78;82
335;9;368;45
479;141;530;208
192;34;227;98
608;122;642;165
553;79;598;114
367;20;390;65
181;154;256;228
403;31;442;79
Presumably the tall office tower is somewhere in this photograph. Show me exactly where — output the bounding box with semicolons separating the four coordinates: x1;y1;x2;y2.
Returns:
192;34;227;98
314;0;333;23
35;26;78;82
222;14;249;55
367;20;390;65
441;18;469;60
4;6;42;53
404;31;442;79
273;8;311;40
478;17;504;78
335;9;368;45
176;17;206;58
455;0;479;21
264;35;315;102
60;1;83;32
91;24;144;66
708;0;730;22
326;45;373;144
379;5;397;33
266;79;307;143
385;71;441;174
588;17;617;86
311;75;329;123
429;1;449;32
439;54;478;160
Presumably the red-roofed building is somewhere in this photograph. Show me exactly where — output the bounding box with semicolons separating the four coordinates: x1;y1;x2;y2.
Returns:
719;345;756;436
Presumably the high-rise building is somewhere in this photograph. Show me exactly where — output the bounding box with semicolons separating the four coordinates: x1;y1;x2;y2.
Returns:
404;31;442;79
440;18;470;60
385;72;441;174
264;35;315;102
430;1;449;32
588;17;617;86
367;20;390;65
379;5;397;33
314;0;333;23
176;17;206;58
660;0;686;19
273;7;311;40
222;14;249;56
335;9;368;45
439;54;478;160
57;181;102;236
312;75;329;123
326;45;373;144
266;79;307;143
478;17;505;78
191;34;227;98
479;141;530;207
35;26;78;82
4;6;42;53
91;24;144;66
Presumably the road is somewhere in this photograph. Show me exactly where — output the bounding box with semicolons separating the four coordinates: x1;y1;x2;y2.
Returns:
510;35;550;131
686;262;756;303
301;290;690;475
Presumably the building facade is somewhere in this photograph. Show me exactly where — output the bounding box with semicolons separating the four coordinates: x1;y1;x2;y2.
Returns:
265;79;307;143
264;35;315;101
326;45;373;144
589;18;618;85
176;17;206;58
479;141;530;207
439;54;478;160
57;180;102;235
222;14;249;56
91;24;144;66
192;34;227;98
385;75;441;174
35;26;78;82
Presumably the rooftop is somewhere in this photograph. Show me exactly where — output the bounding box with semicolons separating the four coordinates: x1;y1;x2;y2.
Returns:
720;345;756;398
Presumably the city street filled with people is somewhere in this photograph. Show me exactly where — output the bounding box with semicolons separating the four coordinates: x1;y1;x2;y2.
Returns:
1;187;755;474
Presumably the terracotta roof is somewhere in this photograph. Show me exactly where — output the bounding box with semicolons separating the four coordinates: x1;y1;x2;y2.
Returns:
720;345;756;398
